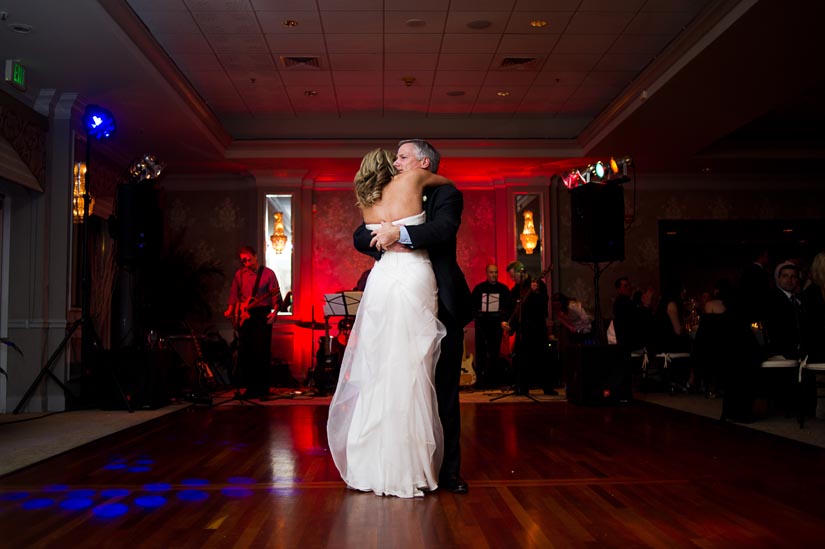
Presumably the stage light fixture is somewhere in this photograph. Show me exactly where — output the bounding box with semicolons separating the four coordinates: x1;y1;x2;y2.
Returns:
82;105;116;140
559;155;632;189
127;154;165;183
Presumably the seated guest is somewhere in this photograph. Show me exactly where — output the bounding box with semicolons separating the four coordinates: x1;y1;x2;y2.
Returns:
763;261;805;360
612;276;653;351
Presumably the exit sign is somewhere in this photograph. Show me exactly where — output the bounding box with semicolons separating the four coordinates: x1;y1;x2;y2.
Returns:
4;60;26;91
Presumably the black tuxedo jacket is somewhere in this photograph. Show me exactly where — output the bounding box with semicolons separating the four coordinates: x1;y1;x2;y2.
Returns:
763;288;803;359
353;184;473;327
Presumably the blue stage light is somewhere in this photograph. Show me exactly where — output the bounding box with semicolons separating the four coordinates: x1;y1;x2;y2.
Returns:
82;105;117;140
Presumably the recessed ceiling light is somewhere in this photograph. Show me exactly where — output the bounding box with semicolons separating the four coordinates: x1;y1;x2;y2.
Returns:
446;90;465;97
496;91;510;97
401;76;416;87
282;19;299;27
304;90;317;96
467;20;492;30
9;22;33;34
530;20;548;28
405;18;426;28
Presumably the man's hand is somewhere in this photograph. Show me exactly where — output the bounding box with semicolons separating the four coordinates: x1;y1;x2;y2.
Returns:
267;310;277;324
369;221;401;251
530;281;539;292
223;305;233;318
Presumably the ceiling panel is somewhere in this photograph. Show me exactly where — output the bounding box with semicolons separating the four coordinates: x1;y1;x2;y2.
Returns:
207;33;270;54
437;53;495;71
328;53;383;71
441;34;501;53
332;70;383;86
384;34;443;53
320;11;383;34
565;12;635;34
191;11;259;34
265;34;327;53
318;0;383;10
184;0;253;10
324;34;383;53
384;12;448;34
278;70;334;86
444;12;510;34
385;53;439;71
504;12;573;34
578;0;646;12
498;34;560;53
257;11;323;34
433;71;487;86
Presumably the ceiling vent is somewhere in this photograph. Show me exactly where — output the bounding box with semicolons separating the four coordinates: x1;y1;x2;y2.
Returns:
499;57;539;69
280;56;321;69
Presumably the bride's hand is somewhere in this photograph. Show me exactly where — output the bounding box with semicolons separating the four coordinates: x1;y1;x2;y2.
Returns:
370;221;400;250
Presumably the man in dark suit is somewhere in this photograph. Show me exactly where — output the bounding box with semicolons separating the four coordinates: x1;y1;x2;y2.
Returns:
764;261;804;359
353;139;472;494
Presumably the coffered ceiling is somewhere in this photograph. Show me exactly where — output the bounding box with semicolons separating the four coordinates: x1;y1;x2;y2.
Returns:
1;0;823;180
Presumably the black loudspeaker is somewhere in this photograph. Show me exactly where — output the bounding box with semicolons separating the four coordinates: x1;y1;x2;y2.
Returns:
115;183;162;264
564;344;632;405
95;349;174;409
570;184;625;263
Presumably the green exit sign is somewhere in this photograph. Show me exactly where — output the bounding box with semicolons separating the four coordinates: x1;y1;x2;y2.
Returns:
4;60;26;91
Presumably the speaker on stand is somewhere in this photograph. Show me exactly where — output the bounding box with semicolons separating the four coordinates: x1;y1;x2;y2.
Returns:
570;183;625;345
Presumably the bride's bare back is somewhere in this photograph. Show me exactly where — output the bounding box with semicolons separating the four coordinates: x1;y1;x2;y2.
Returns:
362;168;450;224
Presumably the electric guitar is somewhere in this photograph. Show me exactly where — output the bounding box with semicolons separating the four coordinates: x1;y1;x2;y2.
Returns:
232;287;280;330
459;333;476;387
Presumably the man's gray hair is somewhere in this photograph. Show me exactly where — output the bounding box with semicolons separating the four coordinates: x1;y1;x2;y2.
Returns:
398;139;440;173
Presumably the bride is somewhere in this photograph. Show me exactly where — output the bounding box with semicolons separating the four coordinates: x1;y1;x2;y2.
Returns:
327;148;451;498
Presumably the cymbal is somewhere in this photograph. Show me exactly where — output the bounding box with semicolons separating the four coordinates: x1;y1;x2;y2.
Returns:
295;320;331;330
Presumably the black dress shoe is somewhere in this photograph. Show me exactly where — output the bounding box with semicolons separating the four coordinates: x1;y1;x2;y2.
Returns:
440;475;468;494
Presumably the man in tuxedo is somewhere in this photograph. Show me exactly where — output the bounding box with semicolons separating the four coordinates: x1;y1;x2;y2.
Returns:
354;139;472;493
764;261;804;359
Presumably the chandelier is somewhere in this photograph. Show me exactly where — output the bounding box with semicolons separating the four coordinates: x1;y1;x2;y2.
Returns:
519;210;538;255
270;212;288;254
72;162;94;223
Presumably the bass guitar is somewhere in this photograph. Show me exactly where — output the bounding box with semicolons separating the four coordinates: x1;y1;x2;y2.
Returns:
233;287;280;330
503;263;553;337
186;324;215;389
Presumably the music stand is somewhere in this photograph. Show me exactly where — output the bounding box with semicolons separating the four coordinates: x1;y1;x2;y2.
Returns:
323;291;362;318
480;293;500;314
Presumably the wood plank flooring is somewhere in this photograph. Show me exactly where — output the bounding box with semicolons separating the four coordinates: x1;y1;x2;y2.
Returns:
1;401;824;548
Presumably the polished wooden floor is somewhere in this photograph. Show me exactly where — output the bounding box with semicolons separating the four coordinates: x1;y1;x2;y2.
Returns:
2;400;824;548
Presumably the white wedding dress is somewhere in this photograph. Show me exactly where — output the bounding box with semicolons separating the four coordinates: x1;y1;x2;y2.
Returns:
327;212;446;498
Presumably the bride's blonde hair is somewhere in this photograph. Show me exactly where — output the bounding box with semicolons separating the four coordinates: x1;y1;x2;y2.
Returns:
354;148;397;208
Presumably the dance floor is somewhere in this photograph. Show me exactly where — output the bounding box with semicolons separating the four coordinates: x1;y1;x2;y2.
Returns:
2;401;824;548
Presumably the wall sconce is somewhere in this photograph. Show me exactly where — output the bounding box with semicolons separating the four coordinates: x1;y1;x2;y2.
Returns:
72;162;94;223
270;212;288;254
520;209;538;255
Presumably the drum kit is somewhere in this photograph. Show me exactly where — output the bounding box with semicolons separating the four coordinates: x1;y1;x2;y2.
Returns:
294;291;362;395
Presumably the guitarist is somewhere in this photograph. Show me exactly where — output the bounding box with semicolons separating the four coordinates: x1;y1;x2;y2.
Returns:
223;245;281;400
501;261;552;396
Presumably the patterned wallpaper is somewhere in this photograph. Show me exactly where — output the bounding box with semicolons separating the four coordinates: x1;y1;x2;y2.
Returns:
555;186;825;319
311;189;373;299
458;190;498;288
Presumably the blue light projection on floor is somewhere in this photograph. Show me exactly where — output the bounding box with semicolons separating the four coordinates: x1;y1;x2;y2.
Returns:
1;430;311;519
